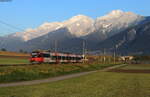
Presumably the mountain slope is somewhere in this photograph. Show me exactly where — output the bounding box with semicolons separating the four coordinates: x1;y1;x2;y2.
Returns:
94;10;144;37
97;21;150;55
23;28;84;53
0;36;25;51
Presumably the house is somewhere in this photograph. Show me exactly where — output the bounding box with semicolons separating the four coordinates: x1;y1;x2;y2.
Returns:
119;56;134;62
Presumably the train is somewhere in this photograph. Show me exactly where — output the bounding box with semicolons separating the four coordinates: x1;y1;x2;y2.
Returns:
30;51;85;64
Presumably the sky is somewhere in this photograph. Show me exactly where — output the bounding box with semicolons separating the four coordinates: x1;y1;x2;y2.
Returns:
0;0;150;36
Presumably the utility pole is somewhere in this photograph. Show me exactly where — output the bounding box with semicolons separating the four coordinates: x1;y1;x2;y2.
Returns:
114;50;115;64
114;45;117;64
82;40;85;63
55;40;57;52
103;48;106;64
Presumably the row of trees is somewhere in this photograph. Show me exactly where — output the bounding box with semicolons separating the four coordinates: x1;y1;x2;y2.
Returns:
0;48;7;51
0;48;28;53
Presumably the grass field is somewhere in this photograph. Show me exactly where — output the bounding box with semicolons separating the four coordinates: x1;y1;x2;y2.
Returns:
119;64;150;70
0;57;29;64
1;51;150;97
0;51;29;57
0;51;30;64
0;63;116;83
0;51;119;83
0;71;150;97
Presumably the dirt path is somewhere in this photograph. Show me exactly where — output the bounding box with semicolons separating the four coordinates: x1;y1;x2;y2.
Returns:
108;69;150;73
0;64;126;88
101;64;127;71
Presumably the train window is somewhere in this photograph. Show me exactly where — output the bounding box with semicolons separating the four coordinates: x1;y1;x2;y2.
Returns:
66;56;69;60
72;57;74;60
52;56;57;60
37;54;42;57
43;54;50;57
58;56;61;60
76;57;82;60
31;53;42;58
62;56;66;60
75;57;78;60
73;57;75;60
67;56;72;60
32;55;37;58
51;56;61;60
31;53;38;58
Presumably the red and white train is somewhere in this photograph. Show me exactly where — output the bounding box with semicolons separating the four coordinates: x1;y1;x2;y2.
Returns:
30;51;84;64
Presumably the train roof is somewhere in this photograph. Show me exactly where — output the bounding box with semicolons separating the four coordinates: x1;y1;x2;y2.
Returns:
31;50;82;56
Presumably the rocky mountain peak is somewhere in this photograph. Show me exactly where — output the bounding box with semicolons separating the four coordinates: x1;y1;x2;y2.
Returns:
7;10;144;41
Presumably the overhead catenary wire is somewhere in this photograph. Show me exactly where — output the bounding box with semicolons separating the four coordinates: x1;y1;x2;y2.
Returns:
0;24;16;34
0;19;25;32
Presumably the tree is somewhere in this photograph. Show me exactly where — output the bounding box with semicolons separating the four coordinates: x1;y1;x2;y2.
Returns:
19;49;24;53
1;48;7;51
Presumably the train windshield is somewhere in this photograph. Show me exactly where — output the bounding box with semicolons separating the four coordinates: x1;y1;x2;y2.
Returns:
31;53;42;58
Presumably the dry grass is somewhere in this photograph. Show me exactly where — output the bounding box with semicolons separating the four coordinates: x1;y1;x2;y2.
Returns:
0;51;29;57
0;63;115;83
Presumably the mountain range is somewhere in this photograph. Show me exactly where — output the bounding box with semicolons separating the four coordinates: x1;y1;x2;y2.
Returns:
97;17;150;55
0;10;150;55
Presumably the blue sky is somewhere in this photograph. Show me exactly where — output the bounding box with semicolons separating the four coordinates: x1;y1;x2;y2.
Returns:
0;0;150;35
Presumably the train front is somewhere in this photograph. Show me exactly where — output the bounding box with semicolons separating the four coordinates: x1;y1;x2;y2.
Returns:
30;51;44;63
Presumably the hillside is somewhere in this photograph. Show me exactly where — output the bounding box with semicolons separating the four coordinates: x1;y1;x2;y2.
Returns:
96;20;150;55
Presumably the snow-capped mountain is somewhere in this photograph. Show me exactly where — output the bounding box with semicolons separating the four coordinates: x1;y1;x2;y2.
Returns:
9;15;94;41
9;10;144;41
94;10;144;37
96;19;150;55
62;15;95;37
1;10;149;54
9;22;63;41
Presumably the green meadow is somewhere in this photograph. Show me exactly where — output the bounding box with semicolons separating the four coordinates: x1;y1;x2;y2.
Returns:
0;71;150;97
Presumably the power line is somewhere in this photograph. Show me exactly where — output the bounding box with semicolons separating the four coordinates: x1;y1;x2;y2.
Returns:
0;24;16;34
0;19;25;32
